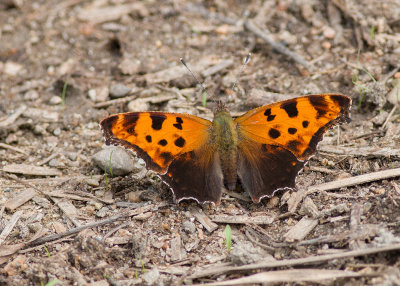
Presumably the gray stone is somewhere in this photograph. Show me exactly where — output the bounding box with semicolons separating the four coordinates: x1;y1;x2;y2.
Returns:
92;146;139;176
182;220;196;234
142;267;160;285
109;83;131;98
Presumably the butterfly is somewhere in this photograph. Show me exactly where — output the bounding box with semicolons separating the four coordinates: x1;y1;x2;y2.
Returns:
100;94;351;205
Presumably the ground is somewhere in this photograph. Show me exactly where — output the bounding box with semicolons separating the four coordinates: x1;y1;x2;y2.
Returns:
1;0;400;285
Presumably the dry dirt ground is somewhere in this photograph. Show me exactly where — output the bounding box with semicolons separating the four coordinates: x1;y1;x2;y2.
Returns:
1;0;400;285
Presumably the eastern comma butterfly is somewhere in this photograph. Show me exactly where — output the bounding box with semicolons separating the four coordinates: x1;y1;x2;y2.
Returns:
101;94;351;204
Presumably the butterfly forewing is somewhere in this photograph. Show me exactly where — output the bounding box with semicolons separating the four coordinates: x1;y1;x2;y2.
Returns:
100;112;212;173
235;94;351;161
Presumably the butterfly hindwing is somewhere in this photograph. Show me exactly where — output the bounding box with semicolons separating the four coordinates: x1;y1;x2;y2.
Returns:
235;94;351;201
237;141;305;202
161;150;224;204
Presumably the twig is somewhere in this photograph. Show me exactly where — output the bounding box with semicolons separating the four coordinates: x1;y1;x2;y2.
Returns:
382;104;397;129
93;92;141;108
0;210;22;245
188;243;400;279
0;105;27;128
0;143;29;156
307;167;400;193
26;205;154;247
244;20;313;71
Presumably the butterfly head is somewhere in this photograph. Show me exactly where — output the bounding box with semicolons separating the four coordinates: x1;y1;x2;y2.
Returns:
214;100;229;115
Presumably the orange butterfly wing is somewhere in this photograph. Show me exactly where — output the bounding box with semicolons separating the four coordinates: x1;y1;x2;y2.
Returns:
100;112;224;204
235;94;351;202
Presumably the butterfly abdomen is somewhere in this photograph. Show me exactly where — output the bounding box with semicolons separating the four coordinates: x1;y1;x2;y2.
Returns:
213;111;238;190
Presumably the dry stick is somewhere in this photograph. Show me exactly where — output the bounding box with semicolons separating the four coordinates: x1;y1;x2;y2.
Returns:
0;210;22;245
26;205;154;247
244;20;313;71
0;105;27;128
93;92;141;108
188;243;400;279
307;167;400;193
0;143;29;156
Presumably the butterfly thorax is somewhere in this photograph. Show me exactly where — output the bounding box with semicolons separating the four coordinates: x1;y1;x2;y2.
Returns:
212;110;238;190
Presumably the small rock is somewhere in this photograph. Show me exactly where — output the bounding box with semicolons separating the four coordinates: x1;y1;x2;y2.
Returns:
88;89;97;101
229;241;271;265
126;191;143;203
24;90;39;101
88;86;109;102
182;220;196;234
86;178;100;187
49;158;64;167
96;206;109;218
109;83;131;98
66;152;78;161
49;95;62;105
33;125;47;135
142;267;160;285
387;79;400;105
28;222;42;233
127;98;150;111
323;26;336;39
4;61;23;76
119;58;141;75
5;133;18;144
53;127;61;136
92;146;138;176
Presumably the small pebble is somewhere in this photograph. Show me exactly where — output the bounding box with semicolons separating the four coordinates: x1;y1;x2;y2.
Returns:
86;178;100;187
24;90;39;100
92;146;140;176
109;83;131;98
96;206;108;218
53;127;61;136
182;221;196;234
49;96;62;105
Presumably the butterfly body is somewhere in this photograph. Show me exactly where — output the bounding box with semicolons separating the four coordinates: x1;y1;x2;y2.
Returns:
101;94;351;205
212;107;239;190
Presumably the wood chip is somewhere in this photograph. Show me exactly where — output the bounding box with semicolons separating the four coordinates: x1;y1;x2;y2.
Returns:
189;206;218;233
192;269;362;285
0;105;26;128
169;235;187;262
210;215;274;225
77;3;147;24
284;217;318;241
4;188;37;211
3;164;62;176
0;211;23;245
0;143;28;155
189;243;400;279
308;167;400;193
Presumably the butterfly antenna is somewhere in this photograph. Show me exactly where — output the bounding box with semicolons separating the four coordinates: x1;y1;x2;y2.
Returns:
180;58;213;104
232;53;251;92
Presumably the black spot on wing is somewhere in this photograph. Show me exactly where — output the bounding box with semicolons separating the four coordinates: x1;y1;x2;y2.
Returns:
281;101;298;118
309;95;328;118
158;139;168;146
302;120;309;128
174;137;185;148
150;114;166;130
145;135;152;143
268;128;281;139
264;108;276;121
122;113;139;127
173;117;183;130
288;128;297;135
